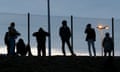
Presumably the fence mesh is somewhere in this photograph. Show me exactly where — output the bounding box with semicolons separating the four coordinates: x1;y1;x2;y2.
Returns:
0;13;119;56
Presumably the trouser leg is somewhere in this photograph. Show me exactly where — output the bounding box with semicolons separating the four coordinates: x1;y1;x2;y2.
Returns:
42;45;46;56
88;41;92;56
9;38;15;56
62;40;66;56
104;50;107;56
66;40;75;55
91;41;96;56
37;44;41;56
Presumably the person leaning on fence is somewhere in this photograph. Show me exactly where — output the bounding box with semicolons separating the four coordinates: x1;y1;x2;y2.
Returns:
59;20;76;56
33;27;49;56
102;32;113;56
85;23;96;57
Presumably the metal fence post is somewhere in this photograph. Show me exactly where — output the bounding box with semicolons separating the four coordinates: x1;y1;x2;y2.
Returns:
47;0;51;56
27;12;32;56
71;16;74;53
112;17;114;56
28;12;30;45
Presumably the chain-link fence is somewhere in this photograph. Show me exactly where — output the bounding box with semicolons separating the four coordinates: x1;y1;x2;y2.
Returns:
0;13;119;56
114;19;120;56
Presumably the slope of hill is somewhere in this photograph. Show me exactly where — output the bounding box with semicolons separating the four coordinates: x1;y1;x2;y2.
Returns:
0;56;119;72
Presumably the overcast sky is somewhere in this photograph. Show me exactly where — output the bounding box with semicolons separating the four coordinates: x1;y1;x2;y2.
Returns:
0;0;120;18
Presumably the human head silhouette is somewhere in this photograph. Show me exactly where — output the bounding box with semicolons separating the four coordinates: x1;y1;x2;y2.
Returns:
38;27;44;32
62;20;67;26
18;38;24;43
87;23;91;28
10;22;15;27
105;32;110;37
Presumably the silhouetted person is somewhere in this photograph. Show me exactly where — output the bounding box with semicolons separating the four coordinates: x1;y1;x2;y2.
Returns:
8;22;20;56
16;38;26;56
102;32;113;56
59;20;76;56
33;27;49;56
85;24;96;56
4;28;10;55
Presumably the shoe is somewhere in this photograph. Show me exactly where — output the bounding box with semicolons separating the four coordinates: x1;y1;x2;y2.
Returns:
71;54;76;56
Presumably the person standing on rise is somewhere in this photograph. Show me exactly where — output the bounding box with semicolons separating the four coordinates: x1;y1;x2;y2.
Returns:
4;27;10;55
8;22;21;56
85;24;96;56
59;20;76;56
33;27;49;56
102;32;113;56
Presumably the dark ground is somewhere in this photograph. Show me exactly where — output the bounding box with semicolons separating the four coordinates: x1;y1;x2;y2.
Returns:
0;56;119;72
